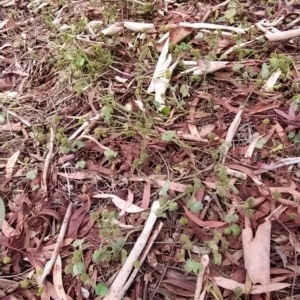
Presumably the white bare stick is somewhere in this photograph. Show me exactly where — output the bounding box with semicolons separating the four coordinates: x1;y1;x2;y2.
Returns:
79;134;109;150
69;121;89;140
194;255;209;300
103;200;160;300
41;127;54;192
178;22;246;34
265;28;300;41
221;108;243;164
118;222;163;299
39;202;73;285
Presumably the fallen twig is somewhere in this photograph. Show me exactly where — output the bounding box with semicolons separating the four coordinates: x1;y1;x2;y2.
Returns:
194;255;209;300
103;200;160;300
265;28;300;41
39;202;73;285
118;221;163;299
221;108;243;164
41;127;54;193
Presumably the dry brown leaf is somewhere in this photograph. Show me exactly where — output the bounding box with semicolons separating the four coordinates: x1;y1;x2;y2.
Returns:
242;220;271;285
1;220;18;237
184;206;226;228
156;26;193;51
141;179;151;209
214;277;290;294
286;265;300;273
5;150;20;179
0;122;22;131
153;179;186;192
57;171;102;180
288;233;300;253
199;125;215;137
93;194;146;214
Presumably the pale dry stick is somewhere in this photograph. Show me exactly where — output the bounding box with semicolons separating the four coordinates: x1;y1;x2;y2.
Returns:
265;28;300;41
41;127;54;192
286;15;300;28
212;0;230;8
221;108;243;164
225;167;247;180
258;17;284;27
224;39;257;56
39;202;72;285
0;103;31;127
117;222;163;300
178;22;246;34
253;156;300;175
79;134;109;150
108;0;147;5
0;0;14;6
69;121;89;140
194;255;209;300
103;200;160;300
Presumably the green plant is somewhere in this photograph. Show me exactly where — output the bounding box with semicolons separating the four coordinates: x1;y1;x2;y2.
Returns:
203;231;228;265
64;239;91;283
2;255;11;264
92;210;133;265
224;214;241;237
215;165;234;198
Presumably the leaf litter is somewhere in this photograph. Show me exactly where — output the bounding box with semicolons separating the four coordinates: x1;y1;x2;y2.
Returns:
1;0;300;299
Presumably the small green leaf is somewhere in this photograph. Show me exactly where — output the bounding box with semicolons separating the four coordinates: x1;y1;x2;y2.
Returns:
104;148;118;159
160;106;170;115
73;81;84;94
32;184;40;191
112;237;125;253
270;143;283;153
225;214;239;224
255;137;267;149
180;84;190;98
101;105;113;116
73;261;85;275
159;180;170;196
121;249;127;265
293;135;300;143
213;250;222;265
168;202;178;212
184;259;202;274
74;140;85;149
187;201;203;213
95;283;108;297
232;63;244;72
162;131;178;142
195;32;204;40
92;248;111;263
288;131;296;139
72;239;85;248
26;170;37;180
224;227;232;235
230;223;241;236
224;8;236;19
270;57;279;69
75;56;85;68
0;114;5;124
0;197;5;230
261;63;270;79
75;160;86;169
60;145;70;154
